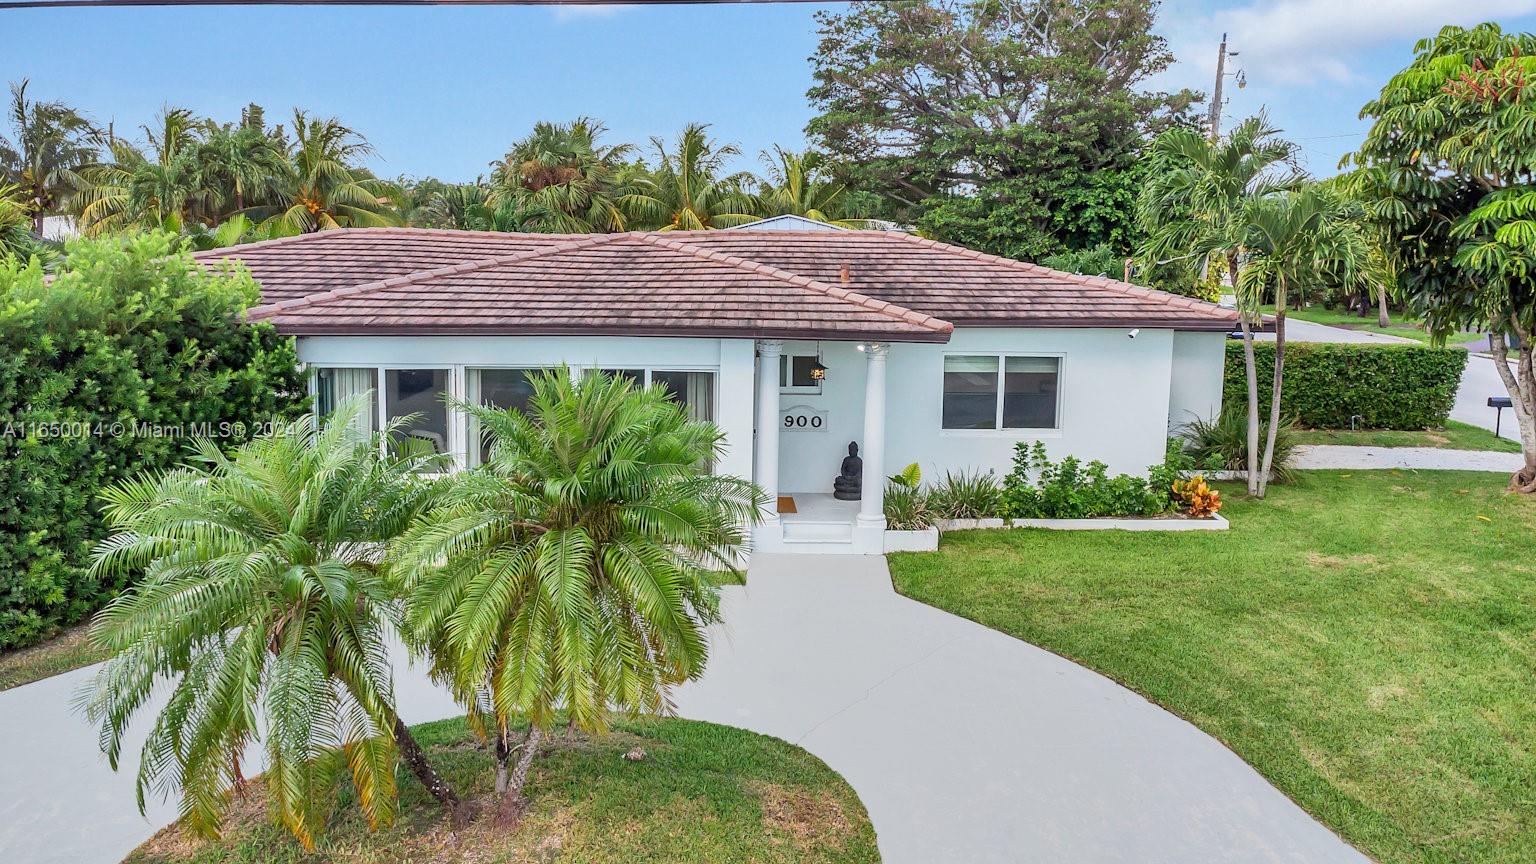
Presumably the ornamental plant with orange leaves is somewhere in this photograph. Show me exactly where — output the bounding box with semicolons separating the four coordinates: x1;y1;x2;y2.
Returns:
1172;475;1222;519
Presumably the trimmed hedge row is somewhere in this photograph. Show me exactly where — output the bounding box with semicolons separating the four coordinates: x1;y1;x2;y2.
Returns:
0;234;306;648
1222;341;1466;429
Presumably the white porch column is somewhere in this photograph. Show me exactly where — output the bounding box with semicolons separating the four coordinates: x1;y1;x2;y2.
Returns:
857;342;889;530
754;339;783;524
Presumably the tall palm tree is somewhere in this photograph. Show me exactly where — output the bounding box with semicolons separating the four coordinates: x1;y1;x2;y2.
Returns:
76;109;210;235
627;123;758;231
80;403;466;848
428;179;548;232
1236;184;1372;496
196;114;287;215
0;79;99;234
393;370;763;819
755;147;871;228
489;118;639;233
250;110;400;234
1138;114;1300;495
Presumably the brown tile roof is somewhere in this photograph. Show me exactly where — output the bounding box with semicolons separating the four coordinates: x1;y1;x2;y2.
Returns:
243;233;954;342
205;227;1238;341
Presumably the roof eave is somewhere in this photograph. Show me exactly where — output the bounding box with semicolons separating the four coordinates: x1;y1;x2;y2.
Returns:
261;322;955;344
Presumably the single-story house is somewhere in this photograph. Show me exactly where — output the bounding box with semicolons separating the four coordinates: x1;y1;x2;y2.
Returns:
200;218;1237;554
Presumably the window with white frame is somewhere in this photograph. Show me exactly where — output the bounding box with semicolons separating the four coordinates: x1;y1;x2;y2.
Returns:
385;369;452;455
313;367;378;440
779;353;823;394
941;355;1060;430
593;367;716;422
465;367;552;467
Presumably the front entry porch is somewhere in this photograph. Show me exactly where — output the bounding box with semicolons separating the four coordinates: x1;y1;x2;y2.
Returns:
752;339;889;555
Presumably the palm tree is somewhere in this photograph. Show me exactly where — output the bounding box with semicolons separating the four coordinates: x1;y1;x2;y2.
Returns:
1236;184;1371;496
1138;114;1300;495
196;112;287;215
393;370;763;819
1;181;33;257
250;110;400;233
627;123;758;230
80;403;466;848
76;109;209;235
755;147;871;228
0;79;99;234
428;179;548;232
489;118;639;233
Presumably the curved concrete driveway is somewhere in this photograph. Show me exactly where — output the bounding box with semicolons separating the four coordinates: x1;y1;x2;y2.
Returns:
1;553;1367;864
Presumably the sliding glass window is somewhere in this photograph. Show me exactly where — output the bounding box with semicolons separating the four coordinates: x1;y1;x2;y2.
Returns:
384;368;451;457
313;367;378;441
465;367;550;467
942;354;1060;430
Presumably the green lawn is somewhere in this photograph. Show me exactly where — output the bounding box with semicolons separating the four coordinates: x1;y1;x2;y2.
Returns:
1293;420;1522;452
126;715;879;864
1263;304;1485;347
889;472;1536;864
0;623;109;691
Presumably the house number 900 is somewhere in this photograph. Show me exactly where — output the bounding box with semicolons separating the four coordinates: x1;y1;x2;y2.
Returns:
783;414;824;429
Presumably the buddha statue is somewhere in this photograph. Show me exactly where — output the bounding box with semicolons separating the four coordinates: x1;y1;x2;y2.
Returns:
833;441;862;501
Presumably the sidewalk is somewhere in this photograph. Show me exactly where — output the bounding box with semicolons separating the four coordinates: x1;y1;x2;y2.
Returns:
1294;445;1526;472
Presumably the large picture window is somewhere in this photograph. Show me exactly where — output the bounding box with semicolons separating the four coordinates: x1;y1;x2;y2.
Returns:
385;368;451;456
942;354;1059;430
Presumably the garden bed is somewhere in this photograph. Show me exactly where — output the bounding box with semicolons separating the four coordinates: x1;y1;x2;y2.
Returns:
935;514;1228;533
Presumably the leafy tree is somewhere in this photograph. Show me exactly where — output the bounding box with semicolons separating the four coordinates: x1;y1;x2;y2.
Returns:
0;79;99;234
627;124;758;230
248;110;399;234
754;147;872;228
81;404;465;847
806;0;1197;259
1348;22;1536;491
1235;185;1371;496
1040;244;1124;278
394;371;763;819
489;118;640;233
0;233;306;648
1137;115;1300;494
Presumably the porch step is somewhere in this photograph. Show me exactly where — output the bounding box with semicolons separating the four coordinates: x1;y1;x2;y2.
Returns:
781;519;855;544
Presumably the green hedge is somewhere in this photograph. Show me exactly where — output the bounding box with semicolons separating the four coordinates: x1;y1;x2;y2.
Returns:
1222;341;1467;429
0;233;305;648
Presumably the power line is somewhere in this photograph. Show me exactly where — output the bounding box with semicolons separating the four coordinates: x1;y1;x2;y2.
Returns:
6;0;842;8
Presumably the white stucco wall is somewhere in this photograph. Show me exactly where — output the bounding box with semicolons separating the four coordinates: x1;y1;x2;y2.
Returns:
1168;331;1228;432
295;335;757;482
772;328;1182;492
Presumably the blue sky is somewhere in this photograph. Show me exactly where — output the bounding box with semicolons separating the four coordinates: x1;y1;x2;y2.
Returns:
4;0;1535;182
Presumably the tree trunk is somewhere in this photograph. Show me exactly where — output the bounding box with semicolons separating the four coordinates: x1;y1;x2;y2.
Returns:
1376;284;1390;329
496;725;543;826
1232;252;1261;497
1489;329;1536;493
392;716;469;825
1257;282;1287;498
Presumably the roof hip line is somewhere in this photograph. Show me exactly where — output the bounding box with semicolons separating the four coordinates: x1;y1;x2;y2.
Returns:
637;232;954;335
245;232;625;320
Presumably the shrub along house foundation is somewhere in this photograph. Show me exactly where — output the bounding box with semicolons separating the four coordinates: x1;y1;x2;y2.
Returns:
201;219;1237;554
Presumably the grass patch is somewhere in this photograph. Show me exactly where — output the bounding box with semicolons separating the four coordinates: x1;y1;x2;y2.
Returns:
1292;420;1522;452
1263;304;1486;347
888;471;1536;864
124;715;879;864
0;623;110;691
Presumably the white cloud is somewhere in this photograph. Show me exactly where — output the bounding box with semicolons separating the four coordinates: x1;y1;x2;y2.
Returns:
1163;0;1536;86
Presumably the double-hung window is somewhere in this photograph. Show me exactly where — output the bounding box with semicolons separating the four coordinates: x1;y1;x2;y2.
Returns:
941;355;1060;430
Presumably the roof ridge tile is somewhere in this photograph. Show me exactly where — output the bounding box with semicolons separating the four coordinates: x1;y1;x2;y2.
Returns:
638;233;953;336
247;233;624;321
887;232;1231;320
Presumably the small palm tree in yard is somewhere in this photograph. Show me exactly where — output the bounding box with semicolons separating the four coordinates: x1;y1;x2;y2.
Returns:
393;370;764;821
79;402;466;849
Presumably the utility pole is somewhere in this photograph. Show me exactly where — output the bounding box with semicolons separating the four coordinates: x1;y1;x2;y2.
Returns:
1208;34;1236;142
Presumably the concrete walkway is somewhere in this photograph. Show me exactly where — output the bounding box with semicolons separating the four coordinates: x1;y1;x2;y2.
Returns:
1293;444;1526;472
1;555;1369;864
